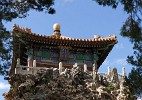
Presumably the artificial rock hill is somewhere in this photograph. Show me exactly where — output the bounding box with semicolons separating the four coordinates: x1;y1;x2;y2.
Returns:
3;64;136;100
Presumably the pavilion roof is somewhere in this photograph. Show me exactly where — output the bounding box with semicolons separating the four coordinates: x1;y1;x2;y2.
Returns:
13;24;118;48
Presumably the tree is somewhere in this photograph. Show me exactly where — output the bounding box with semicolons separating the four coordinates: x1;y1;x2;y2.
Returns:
1;0;142;97
95;0;142;97
0;23;11;75
0;0;55;76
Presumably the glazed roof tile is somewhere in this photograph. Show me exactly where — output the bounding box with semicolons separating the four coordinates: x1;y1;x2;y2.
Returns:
13;24;118;47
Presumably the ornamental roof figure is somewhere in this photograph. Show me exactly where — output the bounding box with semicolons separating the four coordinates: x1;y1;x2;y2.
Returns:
53;23;60;32
52;23;61;38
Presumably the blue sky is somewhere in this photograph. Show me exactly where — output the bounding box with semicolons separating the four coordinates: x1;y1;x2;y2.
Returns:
0;0;134;99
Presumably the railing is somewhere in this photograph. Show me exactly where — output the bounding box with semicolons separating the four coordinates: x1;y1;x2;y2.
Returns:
15;58;126;78
15;66;50;75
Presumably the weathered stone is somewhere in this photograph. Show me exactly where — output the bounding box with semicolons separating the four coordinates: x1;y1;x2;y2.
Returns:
53;68;59;79
111;67;119;89
4;66;135;100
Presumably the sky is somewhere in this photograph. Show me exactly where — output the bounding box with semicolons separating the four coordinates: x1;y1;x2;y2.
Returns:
0;0;135;99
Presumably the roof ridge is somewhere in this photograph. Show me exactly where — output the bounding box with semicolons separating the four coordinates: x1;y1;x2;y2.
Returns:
13;24;117;43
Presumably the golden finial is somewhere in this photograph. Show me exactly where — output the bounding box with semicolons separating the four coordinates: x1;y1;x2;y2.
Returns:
53;23;60;32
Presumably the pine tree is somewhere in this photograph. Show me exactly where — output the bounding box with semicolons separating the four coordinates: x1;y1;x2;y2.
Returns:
95;0;142;97
0;0;55;76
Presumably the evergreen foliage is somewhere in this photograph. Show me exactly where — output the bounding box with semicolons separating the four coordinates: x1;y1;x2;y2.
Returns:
0;0;55;76
95;0;142;97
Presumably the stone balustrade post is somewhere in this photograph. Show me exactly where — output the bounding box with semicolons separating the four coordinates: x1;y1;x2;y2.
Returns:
107;66;111;81
93;62;98;80
59;62;63;74
27;58;30;71
84;64;87;72
15;58;20;74
33;60;36;75
27;58;30;67
33;60;36;67
108;66;111;76
122;67;126;77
